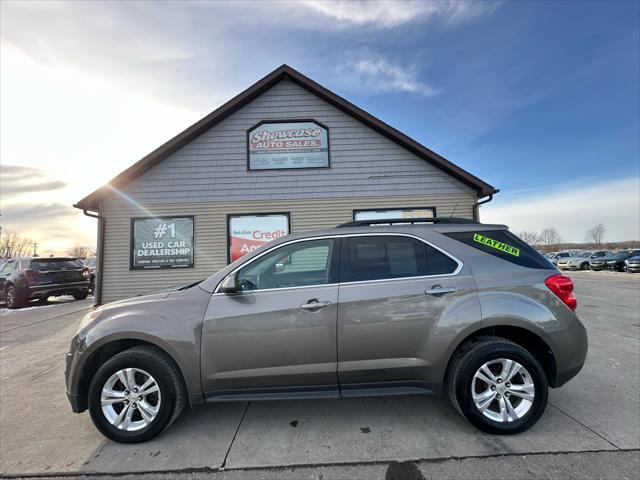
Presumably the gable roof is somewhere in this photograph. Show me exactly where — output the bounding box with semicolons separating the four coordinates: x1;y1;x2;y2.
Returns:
74;64;497;211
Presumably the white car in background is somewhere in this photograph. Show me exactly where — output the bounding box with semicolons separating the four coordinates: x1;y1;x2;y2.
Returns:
557;251;609;271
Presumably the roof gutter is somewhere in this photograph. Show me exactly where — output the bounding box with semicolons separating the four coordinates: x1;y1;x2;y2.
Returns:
473;189;500;222
76;205;104;306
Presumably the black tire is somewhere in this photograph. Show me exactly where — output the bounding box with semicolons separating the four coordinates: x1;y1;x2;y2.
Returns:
447;336;548;435
6;286;27;309
88;346;186;443
73;291;89;300
580;262;589;271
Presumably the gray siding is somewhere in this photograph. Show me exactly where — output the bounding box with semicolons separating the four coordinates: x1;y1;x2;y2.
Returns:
100;194;474;303
118;80;476;203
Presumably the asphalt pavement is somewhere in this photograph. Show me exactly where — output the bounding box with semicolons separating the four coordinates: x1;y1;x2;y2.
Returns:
0;271;638;479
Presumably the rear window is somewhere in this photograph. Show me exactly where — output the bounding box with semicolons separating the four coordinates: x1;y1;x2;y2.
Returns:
30;259;84;271
445;230;554;269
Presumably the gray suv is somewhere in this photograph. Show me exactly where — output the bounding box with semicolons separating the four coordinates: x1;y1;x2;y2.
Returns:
65;218;587;443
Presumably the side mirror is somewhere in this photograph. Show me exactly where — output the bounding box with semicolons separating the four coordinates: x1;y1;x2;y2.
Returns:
219;274;241;294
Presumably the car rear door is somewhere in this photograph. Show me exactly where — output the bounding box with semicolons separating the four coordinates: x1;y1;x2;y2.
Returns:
200;237;341;398
336;234;480;394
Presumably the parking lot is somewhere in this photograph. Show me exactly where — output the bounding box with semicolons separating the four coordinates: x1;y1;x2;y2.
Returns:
1;271;638;479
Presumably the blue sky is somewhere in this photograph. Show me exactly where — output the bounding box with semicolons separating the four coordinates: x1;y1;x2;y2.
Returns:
1;0;639;252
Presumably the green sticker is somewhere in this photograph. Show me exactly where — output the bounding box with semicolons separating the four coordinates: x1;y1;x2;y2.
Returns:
473;233;520;257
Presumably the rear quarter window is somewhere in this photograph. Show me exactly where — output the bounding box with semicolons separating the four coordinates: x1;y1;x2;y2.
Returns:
444;230;554;269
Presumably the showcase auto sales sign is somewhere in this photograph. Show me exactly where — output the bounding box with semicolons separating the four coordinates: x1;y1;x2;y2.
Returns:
248;121;329;169
229;214;289;262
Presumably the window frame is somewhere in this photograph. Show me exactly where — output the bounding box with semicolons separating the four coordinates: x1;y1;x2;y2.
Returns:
235;237;339;292
214;233;462;294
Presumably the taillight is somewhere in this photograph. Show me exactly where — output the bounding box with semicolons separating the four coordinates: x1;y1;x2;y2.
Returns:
82;268;90;279
544;273;577;311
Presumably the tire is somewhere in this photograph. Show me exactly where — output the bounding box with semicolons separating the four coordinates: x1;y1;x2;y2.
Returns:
88;346;186;443
580;262;589;271
73;291;89;300
447;337;548;435
6;286;27;309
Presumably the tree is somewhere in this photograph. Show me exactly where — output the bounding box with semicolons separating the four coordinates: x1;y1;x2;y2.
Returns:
67;244;93;259
586;224;606;247
518;231;539;245
0;231;34;258
539;227;562;251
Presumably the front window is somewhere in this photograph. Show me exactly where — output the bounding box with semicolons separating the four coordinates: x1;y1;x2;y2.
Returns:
236;238;335;291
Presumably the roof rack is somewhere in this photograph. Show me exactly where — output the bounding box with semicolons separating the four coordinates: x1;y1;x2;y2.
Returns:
337;217;478;228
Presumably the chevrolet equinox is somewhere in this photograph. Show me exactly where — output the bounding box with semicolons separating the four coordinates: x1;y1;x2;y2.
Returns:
65;218;587;442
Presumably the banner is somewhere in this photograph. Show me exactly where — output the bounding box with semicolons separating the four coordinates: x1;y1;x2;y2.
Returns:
248;121;329;169
131;217;194;269
228;214;289;262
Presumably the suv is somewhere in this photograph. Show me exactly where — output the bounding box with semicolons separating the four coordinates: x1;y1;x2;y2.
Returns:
65;219;587;443
0;257;90;309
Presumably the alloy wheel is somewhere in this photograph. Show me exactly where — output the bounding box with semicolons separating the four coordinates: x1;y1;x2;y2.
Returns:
101;368;161;431
471;358;535;423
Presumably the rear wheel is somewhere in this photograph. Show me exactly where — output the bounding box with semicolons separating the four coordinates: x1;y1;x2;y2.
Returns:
73;291;89;300
5;286;27;309
447;337;548;434
88;346;185;443
580;262;589;270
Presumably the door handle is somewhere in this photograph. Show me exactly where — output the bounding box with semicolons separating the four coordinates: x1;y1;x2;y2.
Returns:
425;286;457;296
300;300;331;311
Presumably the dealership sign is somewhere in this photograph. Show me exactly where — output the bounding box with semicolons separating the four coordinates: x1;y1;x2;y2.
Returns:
131;217;194;269
228;214;289;262
248;121;329;170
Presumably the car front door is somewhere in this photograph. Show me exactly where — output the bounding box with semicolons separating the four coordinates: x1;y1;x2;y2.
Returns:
336;234;480;395
201;237;340;399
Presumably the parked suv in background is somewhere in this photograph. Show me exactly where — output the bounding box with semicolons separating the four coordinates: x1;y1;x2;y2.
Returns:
65;218;587;443
0;257;90;309
544;252;573;266
557;251;609;271
625;255;640;273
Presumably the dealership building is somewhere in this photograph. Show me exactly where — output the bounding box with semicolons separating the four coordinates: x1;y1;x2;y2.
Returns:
75;65;498;304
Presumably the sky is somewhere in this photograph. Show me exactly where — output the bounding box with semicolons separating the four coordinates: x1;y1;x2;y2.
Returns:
1;0;639;255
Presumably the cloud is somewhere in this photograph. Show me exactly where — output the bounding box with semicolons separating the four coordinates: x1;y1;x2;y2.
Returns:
303;0;498;28
481;177;640;242
1;165;67;195
337;52;438;96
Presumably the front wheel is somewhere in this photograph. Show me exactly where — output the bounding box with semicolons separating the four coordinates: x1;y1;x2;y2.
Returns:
73;291;89;300
88;346;185;443
447;337;548;435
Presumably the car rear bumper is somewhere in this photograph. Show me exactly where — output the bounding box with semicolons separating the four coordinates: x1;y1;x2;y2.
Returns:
28;282;90;299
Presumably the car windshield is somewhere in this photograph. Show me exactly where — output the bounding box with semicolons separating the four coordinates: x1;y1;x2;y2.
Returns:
30;259;84;271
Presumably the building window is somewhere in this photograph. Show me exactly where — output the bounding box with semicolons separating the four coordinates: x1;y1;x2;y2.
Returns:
227;213;290;263
353;207;436;224
130;216;194;270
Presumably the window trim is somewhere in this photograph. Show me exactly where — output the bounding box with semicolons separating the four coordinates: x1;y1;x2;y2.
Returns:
214;233;463;294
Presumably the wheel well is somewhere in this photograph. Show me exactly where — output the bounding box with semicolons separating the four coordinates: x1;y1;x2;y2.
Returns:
447;326;558;387
76;339;185;412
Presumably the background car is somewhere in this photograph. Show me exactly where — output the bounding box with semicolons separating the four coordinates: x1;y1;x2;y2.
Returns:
544;252;574;266
557;251;609;270
591;250;640;271
0;257;90;308
625;255;640;273
83;256;97;293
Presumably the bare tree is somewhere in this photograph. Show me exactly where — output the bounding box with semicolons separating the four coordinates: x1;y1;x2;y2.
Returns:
585;224;606;247
0;231;34;258
539;227;562;251
67;244;93;259
518;231;539;245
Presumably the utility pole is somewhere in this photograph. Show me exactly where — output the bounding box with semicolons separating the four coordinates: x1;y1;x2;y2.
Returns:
32;242;38;257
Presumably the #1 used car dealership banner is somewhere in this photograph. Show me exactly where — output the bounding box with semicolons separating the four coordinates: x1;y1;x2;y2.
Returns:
248;121;329;169
131;216;194;269
229;214;289;262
